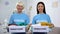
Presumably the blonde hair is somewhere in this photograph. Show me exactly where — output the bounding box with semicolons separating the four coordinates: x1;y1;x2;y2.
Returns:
16;2;24;7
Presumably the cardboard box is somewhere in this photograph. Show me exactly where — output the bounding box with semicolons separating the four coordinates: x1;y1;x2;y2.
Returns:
31;25;50;32
9;26;26;33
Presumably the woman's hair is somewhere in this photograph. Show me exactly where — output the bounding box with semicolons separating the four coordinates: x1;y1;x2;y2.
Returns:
37;2;46;14
16;2;24;7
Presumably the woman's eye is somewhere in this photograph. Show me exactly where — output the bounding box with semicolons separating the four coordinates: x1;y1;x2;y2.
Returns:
41;6;43;7
38;6;40;7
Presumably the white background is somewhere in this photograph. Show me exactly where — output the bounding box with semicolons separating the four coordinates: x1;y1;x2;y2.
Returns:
0;0;60;27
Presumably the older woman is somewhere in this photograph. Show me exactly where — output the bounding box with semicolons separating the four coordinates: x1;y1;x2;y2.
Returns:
9;2;30;34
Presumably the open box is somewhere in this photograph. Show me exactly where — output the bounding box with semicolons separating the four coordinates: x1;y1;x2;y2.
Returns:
31;24;50;32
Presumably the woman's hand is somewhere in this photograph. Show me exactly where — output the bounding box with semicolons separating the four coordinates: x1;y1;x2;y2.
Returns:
8;24;17;26
49;24;54;28
9;25;17;26
26;24;32;32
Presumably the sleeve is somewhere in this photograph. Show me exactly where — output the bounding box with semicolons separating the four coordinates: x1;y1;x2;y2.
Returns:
9;15;14;24
32;16;36;24
47;15;51;23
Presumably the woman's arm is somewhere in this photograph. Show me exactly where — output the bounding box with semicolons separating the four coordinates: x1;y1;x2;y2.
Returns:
47;15;54;28
9;15;17;26
26;24;32;31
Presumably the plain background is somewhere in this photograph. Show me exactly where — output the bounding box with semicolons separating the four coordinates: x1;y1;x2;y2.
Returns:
0;0;60;27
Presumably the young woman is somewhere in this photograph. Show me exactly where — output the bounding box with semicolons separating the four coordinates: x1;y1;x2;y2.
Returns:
32;2;54;34
9;2;30;34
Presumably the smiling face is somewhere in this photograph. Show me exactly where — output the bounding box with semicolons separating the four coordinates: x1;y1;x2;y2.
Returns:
16;5;24;13
37;4;44;13
16;2;24;13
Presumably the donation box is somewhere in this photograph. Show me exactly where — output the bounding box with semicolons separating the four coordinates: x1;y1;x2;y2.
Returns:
9;26;26;33
31;25;50;32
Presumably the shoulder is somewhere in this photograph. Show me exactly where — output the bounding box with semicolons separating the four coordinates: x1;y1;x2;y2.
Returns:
10;13;17;17
46;14;50;17
45;14;50;18
22;13;29;17
33;14;39;19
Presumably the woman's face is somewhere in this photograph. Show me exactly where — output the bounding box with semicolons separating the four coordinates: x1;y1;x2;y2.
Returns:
38;4;44;13
16;5;24;13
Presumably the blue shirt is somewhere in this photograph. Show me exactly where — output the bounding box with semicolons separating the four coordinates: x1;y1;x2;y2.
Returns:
32;13;51;24
9;13;30;26
32;13;52;32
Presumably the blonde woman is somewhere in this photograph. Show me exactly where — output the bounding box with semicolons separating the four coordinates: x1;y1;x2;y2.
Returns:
9;2;30;34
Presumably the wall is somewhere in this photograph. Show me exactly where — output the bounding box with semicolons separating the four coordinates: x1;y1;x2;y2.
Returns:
0;0;27;24
27;0;60;27
0;0;60;27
